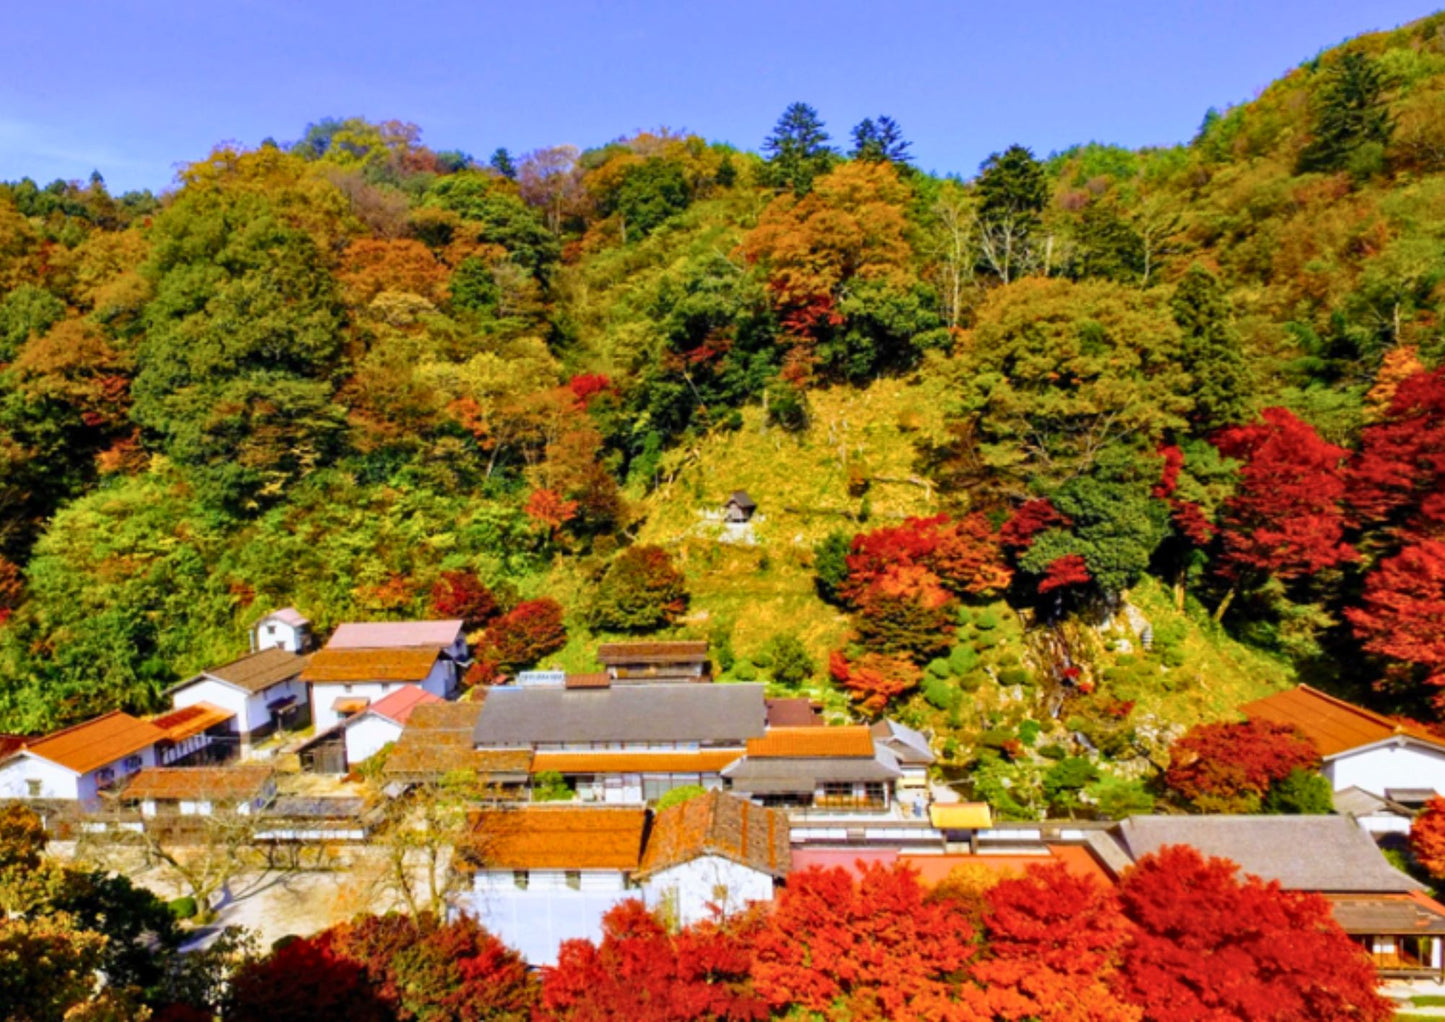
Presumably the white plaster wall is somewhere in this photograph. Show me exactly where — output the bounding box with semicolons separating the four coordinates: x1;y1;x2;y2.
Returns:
172;679;250;734
254;619;305;653
0;754;79;800
643;856;775;927
471;870;628;893
1327;744;1445;797
75;745;157;803
312;682;417;732
344;715;402;768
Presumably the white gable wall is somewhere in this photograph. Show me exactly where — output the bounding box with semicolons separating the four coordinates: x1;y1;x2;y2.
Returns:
0;753;80;800
312;681;440;733
343;715;403;769
641;855;776;927
254;618;307;653
1326;742;1445;798
173;677;307;735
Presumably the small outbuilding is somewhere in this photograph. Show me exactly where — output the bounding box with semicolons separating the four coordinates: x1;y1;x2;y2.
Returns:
722;490;757;523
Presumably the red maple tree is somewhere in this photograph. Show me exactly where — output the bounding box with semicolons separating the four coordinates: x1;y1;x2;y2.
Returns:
228;935;392;1022
842;513;1010;603
429;569;499;630
747;863;985;1022
828;650;922;714
1111;845;1390;1022
1212;407;1355;584
541;900;766;1021
1038;554;1092;594
1410;796;1445;881
1346;539;1445;696
525;487;580;534
1164;719;1320;810
476;598;568;673
999;499;1072;550
974;864;1139;1022
1350;368;1445;537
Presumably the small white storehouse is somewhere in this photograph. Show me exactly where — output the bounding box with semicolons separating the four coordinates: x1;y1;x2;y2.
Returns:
168;647;310;747
635;790;790;926
1242;685;1445;803
250;607;312;654
298;685;443;774
0;712;165;805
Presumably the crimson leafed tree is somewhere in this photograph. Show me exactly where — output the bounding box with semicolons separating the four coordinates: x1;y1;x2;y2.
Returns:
1347;539;1445;700
475;598;568;675
747;863;985;1022
1111;845;1389;1022
229;913;538;1022
589;544;689;631
429;570;499;630
828;650;922;714
974;864;1139;1022
1410;796;1445;881
1164;719;1320;812
1350;368;1445;539
541;900;766;1021
1211;407;1355;613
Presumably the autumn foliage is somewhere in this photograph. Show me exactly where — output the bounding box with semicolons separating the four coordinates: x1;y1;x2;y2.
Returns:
542;900;766;1021
747;863;981;1022
1410;796;1445;881
428;570;499;630
828;649;923;713
1347;539;1445;694
474;597;568;674
1164;719;1320;810
1211;408;1356;584
1112;846;1389;1022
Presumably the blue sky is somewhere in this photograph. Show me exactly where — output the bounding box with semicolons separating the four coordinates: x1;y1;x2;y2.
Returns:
0;1;1435;194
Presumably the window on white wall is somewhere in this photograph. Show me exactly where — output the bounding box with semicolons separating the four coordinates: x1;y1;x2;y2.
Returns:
26;779;41;797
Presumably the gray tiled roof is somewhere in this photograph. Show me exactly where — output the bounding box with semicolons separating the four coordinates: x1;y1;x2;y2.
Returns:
722;747;904;793
173;647;307;695
472;683;766;746
1114;815;1421;893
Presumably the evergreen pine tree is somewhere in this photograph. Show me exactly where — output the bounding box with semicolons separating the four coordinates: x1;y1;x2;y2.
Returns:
1297;51;1393;174
763;101;834;194
850;115;912;165
489;146;517;180
1172;264;1249;429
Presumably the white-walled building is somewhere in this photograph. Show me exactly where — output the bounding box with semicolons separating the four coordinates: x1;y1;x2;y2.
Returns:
168;647;309;747
0;712;165;805
635;789;790;926
298;685;443;773
250;607;312;654
1242;685;1445;803
451;794;789;964
301;647;454;733
117;765;276;818
300;619;467;732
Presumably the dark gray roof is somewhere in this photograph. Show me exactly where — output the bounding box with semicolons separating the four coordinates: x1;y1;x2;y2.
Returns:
265;796;366;819
472;683;766;746
722;748;903;794
727;490;756;510
173;647;307;696
870;719;935;765
1114;815;1421;893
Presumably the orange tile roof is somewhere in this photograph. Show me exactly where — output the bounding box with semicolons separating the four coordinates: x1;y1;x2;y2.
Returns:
119;766;274;802
745;725;876;759
900;845;1113;888
301;647;440;683
462;807;647;871
25;712;167;775
638;790;790;878
1241;685;1445;758
530;750;745;775
151;703;235;742
565;673;611;689
333;697;372;714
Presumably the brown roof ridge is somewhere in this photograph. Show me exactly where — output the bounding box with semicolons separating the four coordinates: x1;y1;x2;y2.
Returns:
1248;684;1445;754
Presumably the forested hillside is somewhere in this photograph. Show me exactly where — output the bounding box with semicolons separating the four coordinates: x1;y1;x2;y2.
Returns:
3;13;1444;807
